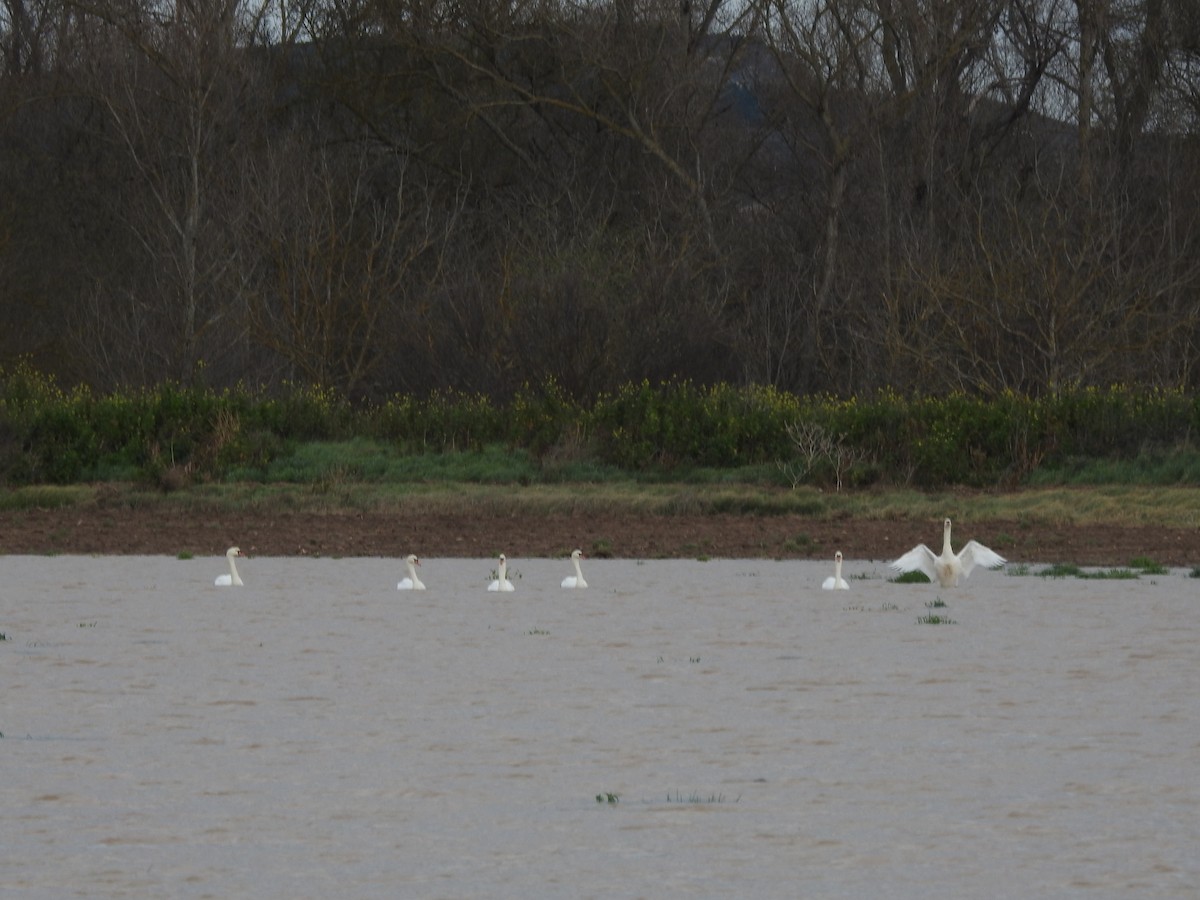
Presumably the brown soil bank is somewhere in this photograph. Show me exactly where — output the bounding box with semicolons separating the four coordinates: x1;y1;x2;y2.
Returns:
3;504;1199;567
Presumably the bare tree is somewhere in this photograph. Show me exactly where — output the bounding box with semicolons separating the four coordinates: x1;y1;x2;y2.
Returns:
70;0;268;386
240;134;458;398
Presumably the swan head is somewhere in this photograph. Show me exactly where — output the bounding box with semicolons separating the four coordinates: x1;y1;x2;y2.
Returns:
570;549;585;560
834;551;842;563
406;554;420;567
226;546;243;559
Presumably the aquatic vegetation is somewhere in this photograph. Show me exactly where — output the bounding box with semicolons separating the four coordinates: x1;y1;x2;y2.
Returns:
595;792;619;804
1080;568;1140;579
893;570;932;584
1129;556;1168;575
925;598;948;608
1037;563;1083;578
917;614;957;625
665;791;739;804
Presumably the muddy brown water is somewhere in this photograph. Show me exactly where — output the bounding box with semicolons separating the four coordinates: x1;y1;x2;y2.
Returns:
3;554;1197;898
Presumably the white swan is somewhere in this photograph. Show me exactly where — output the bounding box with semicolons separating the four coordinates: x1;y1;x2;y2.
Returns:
822;550;849;590
890;518;1005;587
561;549;588;589
487;553;515;592
397;554;426;590
215;546;244;587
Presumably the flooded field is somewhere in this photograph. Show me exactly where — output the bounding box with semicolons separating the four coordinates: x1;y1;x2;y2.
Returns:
2;554;1197;898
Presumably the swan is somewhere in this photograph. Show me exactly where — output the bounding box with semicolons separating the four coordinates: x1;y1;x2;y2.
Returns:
397;554;426;590
487;553;516;592
822;551;849;590
561;549;588;589
215;546;244;587
890;518;1006;587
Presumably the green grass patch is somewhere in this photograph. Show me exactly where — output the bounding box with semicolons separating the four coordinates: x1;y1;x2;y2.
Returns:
1029;444;1200;487
0;485;93;510
261;440;541;485
893;570;932;584
1129;556;1169;574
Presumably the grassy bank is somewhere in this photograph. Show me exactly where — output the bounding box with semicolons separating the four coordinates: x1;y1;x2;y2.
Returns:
4;477;1197;530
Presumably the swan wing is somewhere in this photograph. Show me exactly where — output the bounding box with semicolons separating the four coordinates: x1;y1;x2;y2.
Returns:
561;576;577;588
821;576;849;590
890;544;939;582
398;578;415;590
957;541;1006;578
487;580;500;592
215;574;232;587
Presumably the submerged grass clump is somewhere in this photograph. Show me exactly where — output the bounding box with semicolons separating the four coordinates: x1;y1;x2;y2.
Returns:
1037;561;1162;580
917;613;957;625
925;598;947;608
1080;568;1140;580
1129;556;1168;575
596;792;619;804
1037;563;1083;578
665;791;739;804
892;570;931;584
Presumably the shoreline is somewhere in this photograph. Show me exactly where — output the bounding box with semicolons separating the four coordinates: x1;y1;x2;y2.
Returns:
3;503;1198;567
